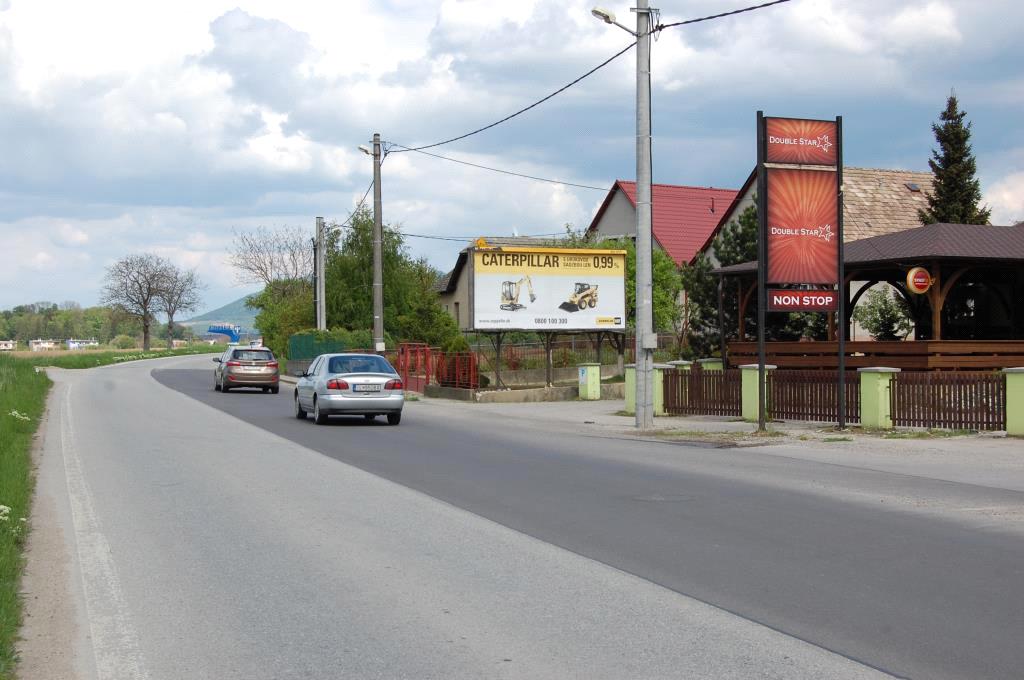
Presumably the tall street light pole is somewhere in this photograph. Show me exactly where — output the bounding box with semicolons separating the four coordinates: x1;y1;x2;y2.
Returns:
593;3;655;430
361;134;386;353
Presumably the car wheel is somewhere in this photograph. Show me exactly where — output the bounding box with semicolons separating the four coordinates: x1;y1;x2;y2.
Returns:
221;377;230;393
387;412;401;426
313;397;328;425
271;386;279;395
214;376;221;392
294;394;307;419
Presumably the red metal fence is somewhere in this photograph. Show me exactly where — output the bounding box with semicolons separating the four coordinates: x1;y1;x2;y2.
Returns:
396;343;432;393
768;370;861;423
663;367;742;417
433;352;479;390
891;371;1006;430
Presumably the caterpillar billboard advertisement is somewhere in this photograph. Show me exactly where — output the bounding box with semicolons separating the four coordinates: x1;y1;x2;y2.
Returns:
470;247;627;331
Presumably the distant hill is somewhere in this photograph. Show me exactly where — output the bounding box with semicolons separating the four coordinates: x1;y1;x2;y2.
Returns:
182;295;259;332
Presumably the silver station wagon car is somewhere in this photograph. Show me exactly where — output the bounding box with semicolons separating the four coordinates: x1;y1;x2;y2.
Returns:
294;353;404;425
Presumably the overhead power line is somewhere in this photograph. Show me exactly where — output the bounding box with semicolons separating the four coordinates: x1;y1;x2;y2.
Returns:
388;1;791;156
656;0;791;30
387;143;608;192
389;40;637;153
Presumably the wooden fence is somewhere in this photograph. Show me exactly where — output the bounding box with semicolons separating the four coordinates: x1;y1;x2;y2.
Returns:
728;340;1024;370
891;371;1006;430
663;367;742;417
768;370;861;423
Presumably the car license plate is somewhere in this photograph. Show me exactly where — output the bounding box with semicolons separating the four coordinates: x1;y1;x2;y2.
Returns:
353;384;381;392
242;366;261;372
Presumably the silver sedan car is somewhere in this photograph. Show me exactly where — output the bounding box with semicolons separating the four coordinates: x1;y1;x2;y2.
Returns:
294;353;404;425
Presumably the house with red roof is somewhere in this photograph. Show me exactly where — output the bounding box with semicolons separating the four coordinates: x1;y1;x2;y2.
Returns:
585;180;740;266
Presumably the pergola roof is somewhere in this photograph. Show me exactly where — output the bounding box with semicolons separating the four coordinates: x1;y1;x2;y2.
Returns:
713;222;1024;276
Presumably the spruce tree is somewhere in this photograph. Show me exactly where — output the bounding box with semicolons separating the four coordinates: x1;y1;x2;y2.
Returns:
919;93;991;225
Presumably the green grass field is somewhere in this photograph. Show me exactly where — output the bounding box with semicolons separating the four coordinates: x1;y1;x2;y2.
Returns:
0;355;51;678
17;344;227;370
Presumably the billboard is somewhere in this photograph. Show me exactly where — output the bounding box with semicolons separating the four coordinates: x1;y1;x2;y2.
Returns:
766;167;839;284
765;117;838;166
471;247;626;331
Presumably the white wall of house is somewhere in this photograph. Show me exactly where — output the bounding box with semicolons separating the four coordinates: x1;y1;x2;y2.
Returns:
589;191;636;239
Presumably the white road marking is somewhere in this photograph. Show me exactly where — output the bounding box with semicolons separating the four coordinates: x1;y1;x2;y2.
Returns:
60;384;150;680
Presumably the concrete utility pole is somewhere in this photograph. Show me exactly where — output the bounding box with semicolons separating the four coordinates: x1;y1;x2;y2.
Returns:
634;0;656;431
591;3;656;430
371;133;385;353
316;216;326;330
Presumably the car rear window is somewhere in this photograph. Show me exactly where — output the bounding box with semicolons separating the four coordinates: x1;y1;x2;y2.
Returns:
328;355;395;374
232;350;274;361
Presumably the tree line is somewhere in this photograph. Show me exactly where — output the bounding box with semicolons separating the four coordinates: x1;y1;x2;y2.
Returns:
1;255;204;352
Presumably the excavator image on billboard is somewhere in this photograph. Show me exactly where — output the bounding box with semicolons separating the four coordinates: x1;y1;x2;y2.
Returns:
499;276;536;311
559;282;598;312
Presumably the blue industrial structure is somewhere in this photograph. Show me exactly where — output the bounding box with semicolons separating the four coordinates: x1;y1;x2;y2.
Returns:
207;324;241;343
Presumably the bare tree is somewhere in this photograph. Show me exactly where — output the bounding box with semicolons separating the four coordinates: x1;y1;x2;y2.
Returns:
100;253;170;351
156;265;205;349
228;225;313;291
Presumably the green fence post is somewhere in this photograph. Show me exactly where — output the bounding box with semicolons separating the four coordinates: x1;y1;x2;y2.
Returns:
697;357;723;372
858;367;900;429
740;364;774;422
1004;368;1024;436
625;363;636;415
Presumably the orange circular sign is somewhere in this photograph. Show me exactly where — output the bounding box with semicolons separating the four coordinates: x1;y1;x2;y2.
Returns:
906;267;932;294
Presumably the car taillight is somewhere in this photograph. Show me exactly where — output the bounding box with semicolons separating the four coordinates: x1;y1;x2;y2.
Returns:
225;360;242;367
326;378;349;390
266;361;279;368
385;379;403;390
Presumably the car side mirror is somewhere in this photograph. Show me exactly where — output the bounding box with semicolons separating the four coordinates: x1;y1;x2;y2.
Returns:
213;358;221;363
296;371;306;378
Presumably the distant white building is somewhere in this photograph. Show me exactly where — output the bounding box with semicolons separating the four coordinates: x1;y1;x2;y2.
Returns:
29;339;59;351
66;338;100;350
0;340;15;351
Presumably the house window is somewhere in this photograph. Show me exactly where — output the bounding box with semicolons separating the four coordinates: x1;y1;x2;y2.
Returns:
454;302;460;327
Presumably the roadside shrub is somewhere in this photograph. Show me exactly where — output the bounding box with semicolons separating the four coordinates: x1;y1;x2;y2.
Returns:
111;334;136;349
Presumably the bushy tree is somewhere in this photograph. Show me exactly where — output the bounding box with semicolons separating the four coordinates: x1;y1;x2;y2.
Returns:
100;253;170;351
853;287;912;341
919;93;991;225
324;207;460;347
246;280;315;359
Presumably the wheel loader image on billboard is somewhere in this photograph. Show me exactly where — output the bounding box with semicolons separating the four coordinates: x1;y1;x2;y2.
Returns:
558;282;598;312
499;276;536;311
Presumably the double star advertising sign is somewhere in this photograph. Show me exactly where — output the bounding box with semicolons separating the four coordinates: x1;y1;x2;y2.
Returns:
755;112;845;427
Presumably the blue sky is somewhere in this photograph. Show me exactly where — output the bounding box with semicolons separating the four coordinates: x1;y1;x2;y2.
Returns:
1;0;1021;314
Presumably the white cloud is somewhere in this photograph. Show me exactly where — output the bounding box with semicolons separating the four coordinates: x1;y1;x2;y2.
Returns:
0;0;1022;310
985;172;1024;225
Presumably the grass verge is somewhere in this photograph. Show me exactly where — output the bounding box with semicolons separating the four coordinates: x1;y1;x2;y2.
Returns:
18;344;227;370
0;355;51;678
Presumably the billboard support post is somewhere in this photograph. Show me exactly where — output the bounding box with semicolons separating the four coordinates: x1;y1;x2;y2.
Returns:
836;115;846;429
756;111;768;432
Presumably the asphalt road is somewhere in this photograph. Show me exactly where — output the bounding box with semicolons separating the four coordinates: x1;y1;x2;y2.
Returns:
155;361;1024;680
30;355;1024;679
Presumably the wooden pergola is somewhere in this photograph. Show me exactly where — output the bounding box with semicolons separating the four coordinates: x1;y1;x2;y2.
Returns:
714;222;1024;368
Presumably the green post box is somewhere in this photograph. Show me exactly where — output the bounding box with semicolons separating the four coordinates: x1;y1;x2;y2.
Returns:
578;363;602;401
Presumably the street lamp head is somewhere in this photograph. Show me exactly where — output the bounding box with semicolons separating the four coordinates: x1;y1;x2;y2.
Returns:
358;144;372;155
591;7;615;23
